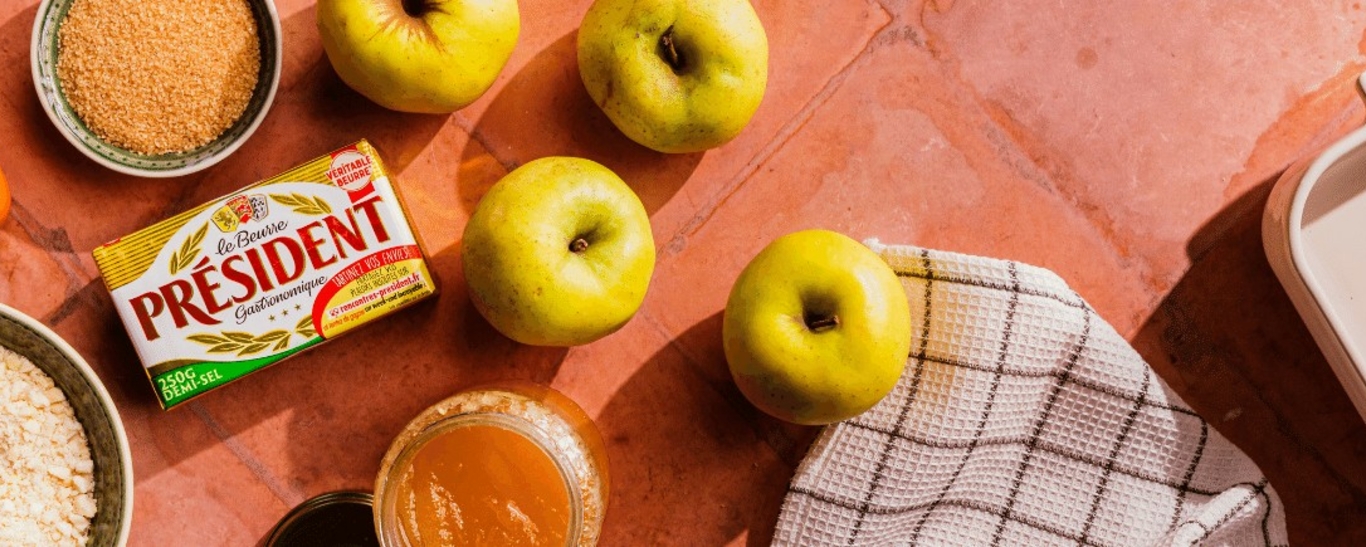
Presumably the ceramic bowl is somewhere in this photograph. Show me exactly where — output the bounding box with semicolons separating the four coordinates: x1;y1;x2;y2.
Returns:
0;304;133;546
29;0;282;178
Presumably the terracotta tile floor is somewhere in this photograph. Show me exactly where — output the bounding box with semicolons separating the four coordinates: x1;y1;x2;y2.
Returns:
2;0;1365;544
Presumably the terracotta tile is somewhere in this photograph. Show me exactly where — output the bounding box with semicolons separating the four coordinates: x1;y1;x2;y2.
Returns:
903;0;1366;292
455;0;891;243
643;310;822;468
645;24;1152;347
4;0;1366;543
630;25;1157;472
123;406;291;547
0;1;34;22
473;0;597;101
0;214;77;320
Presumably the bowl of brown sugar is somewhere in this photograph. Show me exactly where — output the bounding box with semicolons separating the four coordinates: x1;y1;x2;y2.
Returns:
31;0;281;178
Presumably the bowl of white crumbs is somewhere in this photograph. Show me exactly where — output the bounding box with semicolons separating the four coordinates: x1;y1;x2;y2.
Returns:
0;303;132;546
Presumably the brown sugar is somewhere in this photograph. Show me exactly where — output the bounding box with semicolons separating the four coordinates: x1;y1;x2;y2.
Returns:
56;0;261;156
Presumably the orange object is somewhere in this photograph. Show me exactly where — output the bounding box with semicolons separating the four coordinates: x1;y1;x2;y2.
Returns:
395;424;571;545
376;384;608;547
0;166;10;224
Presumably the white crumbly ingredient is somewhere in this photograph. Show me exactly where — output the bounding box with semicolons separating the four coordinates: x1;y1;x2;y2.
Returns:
0;346;98;546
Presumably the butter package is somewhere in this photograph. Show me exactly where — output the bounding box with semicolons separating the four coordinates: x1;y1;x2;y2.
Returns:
94;141;437;409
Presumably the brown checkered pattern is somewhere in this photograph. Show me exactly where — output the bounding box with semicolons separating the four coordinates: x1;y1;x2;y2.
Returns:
773;242;1286;546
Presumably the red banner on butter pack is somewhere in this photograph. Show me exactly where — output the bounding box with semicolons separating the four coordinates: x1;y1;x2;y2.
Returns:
93;140;437;409
311;244;428;338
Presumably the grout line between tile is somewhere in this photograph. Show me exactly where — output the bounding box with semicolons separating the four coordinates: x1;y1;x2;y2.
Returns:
188;401;306;508
659;2;897;258
7;200;95;291
452;112;519;173
41;279;101;327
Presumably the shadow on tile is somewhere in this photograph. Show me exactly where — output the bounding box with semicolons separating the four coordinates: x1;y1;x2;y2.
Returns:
595;311;798;546
457;31;703;216
657;311;824;469
1131;178;1366;545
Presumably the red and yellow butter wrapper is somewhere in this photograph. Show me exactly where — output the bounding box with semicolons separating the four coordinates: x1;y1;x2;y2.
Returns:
93;141;437;409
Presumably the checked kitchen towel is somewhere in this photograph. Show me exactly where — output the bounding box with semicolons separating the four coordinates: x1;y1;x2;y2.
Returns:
773;241;1286;546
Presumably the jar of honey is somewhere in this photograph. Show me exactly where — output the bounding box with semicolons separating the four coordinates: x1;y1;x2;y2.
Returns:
374;383;609;546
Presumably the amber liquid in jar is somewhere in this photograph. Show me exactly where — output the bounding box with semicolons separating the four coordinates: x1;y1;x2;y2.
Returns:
376;384;608;547
395;424;570;544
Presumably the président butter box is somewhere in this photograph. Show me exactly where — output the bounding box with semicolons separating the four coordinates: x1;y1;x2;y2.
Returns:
93;141;437;409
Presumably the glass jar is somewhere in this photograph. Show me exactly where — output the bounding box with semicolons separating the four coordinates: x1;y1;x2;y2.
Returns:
374;383;608;546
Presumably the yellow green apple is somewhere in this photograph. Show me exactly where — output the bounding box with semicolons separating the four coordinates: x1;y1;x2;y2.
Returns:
316;0;520;113
723;230;912;425
577;0;768;153
463;157;655;346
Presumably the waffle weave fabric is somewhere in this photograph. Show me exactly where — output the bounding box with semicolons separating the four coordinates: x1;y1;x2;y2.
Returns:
773;241;1286;546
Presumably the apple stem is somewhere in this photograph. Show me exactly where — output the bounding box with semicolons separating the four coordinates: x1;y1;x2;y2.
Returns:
401;0;429;17
807;315;840;333
570;238;590;253
660;28;685;72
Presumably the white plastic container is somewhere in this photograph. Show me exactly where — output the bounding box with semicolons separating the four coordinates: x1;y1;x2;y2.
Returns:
1263;73;1366;421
